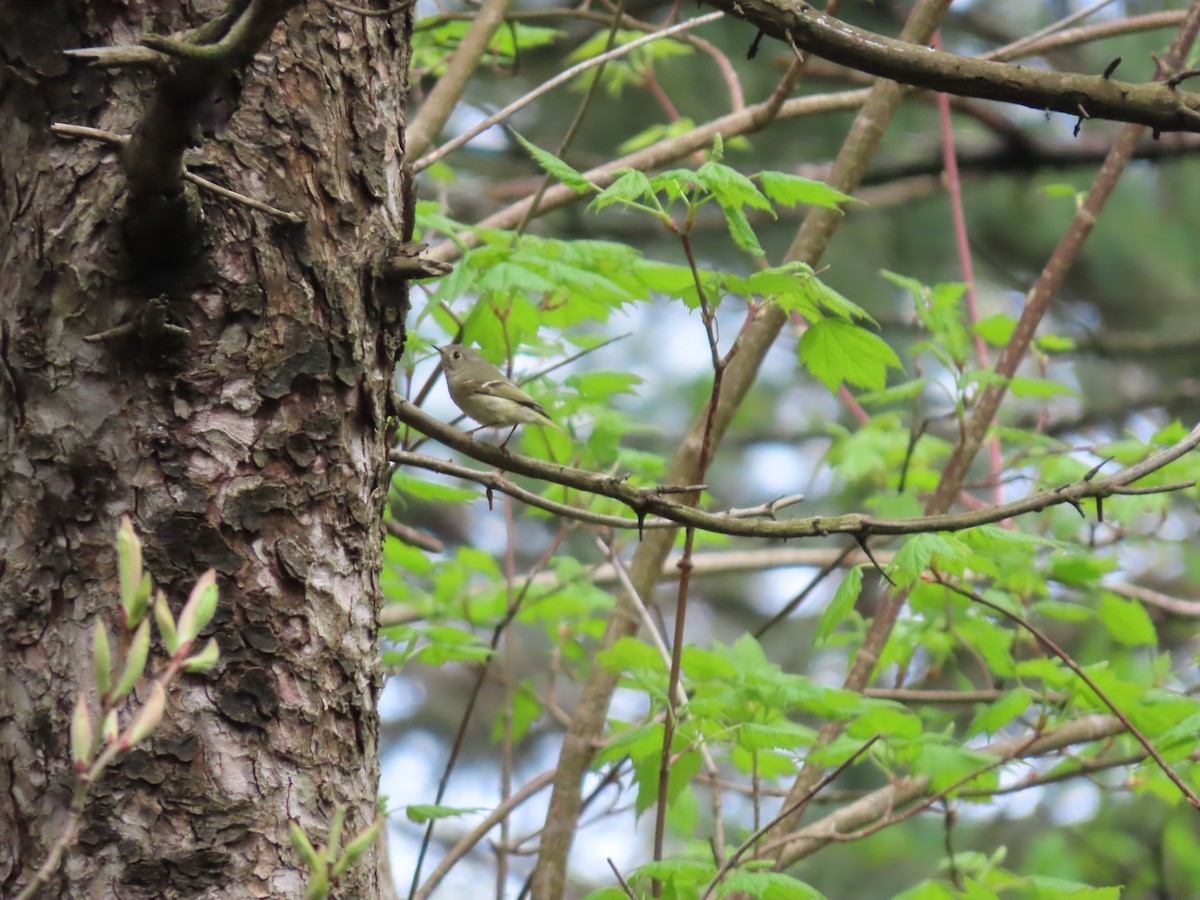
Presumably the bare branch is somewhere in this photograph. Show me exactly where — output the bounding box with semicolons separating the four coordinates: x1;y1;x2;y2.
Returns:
413;12;726;172
394;401;1200;542
703;1;1200;134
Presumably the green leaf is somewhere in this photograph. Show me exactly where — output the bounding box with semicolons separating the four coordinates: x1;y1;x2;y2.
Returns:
392;472;479;504
759;170;854;210
597;636;667;675
710;132;725;161
974;313;1017;347
1023;877;1120;899
715;199;765;257
635;259;698;295
815;566;863;644
590;169;657;212
492;682;542;743
1036;333;1076;352
1032;599;1093;623
888;533;974;589
1008;376;1077;399
1048;553;1116;587
414;626;493;665
849;701;923;740
618;118;696;155
737;721;816;751
565;370;644;400
681;645;740;681
405;804;485;824
907;742;997;794
630;736;699;819
890;880;957;900
1096;591;1157;646
967;688;1031;737
581;889;636;900
696;159;773;212
798;319;902;393
717;871;825;898
858;378;930;406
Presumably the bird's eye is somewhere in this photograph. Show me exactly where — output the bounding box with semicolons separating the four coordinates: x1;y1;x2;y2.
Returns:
452;351;462;360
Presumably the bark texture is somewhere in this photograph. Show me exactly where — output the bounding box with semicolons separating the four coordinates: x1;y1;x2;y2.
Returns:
0;1;412;896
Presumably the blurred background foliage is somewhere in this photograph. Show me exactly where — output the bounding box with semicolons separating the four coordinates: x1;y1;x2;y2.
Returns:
384;1;1200;897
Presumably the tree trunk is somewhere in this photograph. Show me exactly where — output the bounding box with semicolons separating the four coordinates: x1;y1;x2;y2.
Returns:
0;1;412;896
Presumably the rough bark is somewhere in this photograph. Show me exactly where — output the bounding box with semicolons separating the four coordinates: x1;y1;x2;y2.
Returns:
0;1;412;896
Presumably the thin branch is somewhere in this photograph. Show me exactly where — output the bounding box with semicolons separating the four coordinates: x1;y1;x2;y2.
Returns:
931;31;1002;507
512;0;630;238
930;2;1200;514
773;714;1126;869
378;544;892;628
384;520;445;554
412;6;746;112
411;770;557;900
703;0;1200;134
407;530;566;898
394;402;1200;542
936;574;1200;808
696;736;880;900
595;537;727;860
413;12;726;172
63;45;168;69
754;543;857;638
607;858;638;900
1107;581;1200;617
426;9;1192;266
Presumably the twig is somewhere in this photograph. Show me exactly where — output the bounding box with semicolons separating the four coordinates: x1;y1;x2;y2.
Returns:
384;520;444;554
394;403;1200;542
425;10;1193;267
936;574;1200;808
513;0;631;238
411;770;557;900
704;1;1200;134
772;714;1125;869
413;12;725;172
696;736;880;900
931;31;1002;508
754;543;858;638
651;222;731;895
607;858;638;899
1107;581;1200;617
406;530;567;898
327;0;414;16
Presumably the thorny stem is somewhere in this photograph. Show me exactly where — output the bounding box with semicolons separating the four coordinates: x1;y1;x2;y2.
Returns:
650;226;730;893
931;31;1002;509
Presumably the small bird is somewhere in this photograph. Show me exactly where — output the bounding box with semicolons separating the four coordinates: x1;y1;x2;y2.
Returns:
436;344;561;448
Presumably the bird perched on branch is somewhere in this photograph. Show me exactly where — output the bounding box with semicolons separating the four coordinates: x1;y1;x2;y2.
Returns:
436;344;562;448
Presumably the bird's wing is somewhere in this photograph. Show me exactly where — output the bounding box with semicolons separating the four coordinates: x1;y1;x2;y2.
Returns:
478;379;551;417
